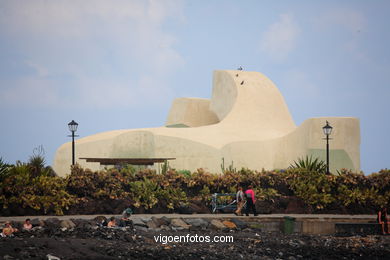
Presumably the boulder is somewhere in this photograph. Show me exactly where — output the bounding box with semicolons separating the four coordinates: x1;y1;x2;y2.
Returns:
184;218;209;230
231;219;248;229
31;218;45;227
11;221;23;230
45;218;60;228
170;218;191;230
132;218;148;227
93;216;107;225
71;219;93;229
146;220;158;229
134;225;148;232
141;217;151;223
222;220;237;229
160;225;171;231
177;201;210;214
189;200;211;213
209;219;226;230
160;216;171;225
152;217;169;227
59;220;76;229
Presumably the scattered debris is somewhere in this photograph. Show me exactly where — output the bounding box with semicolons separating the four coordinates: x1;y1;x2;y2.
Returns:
0;217;388;259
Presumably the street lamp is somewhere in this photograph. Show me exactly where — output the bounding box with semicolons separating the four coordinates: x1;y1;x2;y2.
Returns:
322;121;333;174
68;120;79;165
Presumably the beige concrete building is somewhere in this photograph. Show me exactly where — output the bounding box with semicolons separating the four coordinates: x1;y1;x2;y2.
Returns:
53;70;360;177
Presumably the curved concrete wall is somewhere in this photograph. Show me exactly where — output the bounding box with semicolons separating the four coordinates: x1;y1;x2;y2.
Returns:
165;98;219;127
53;70;360;177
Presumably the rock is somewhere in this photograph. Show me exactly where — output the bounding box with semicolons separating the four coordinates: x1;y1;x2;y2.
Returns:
141;217;151;223
177;202;209;214
72;219;93;229
231;219;248;229
209;219;226;230
45;218;60;228
31;218;45;227
134;226;148;232
222;220;237;229
93;216;107;225
152;217;169;227
171;226;185;231
146;220;158;229
60;220;76;229
170;218;191;230
160;225;171;231
31;226;43;231
190;199;211;213
47;254;61;260
11;221;23;230
160;216;171;225
132;218;148;227
184;218;209;230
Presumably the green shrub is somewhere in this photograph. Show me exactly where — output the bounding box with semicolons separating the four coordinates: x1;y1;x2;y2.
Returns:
2;155;389;215
289;155;327;174
0;163;75;215
0;157;12;182
285;169;334;209
128;178;159;209
156;186;188;209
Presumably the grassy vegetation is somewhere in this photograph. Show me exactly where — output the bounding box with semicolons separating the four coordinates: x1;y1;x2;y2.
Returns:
0;153;389;216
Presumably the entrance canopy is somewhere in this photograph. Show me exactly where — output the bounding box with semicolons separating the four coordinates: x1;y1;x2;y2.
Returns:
79;157;175;166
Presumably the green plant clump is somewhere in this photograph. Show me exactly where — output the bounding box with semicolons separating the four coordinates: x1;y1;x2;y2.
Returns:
289;155;327;174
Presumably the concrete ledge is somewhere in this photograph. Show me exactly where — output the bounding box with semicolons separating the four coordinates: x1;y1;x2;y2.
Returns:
1;214;379;235
302;221;335;234
335;223;381;236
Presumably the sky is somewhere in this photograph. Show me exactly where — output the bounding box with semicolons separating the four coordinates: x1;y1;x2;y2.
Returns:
0;0;389;174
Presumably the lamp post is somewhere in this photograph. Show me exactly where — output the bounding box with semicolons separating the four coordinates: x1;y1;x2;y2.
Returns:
322;121;333;174
68;120;79;165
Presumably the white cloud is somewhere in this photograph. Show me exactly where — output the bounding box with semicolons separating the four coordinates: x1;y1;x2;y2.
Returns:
259;14;300;62
0;0;184;108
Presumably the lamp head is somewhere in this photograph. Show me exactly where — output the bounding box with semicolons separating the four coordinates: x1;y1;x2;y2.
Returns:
322;121;333;136
68;120;78;133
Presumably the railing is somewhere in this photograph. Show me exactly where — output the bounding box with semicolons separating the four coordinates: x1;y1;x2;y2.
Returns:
211;193;237;213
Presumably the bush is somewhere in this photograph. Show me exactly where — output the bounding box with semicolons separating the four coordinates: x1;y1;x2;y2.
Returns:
0;163;75;215
285;169;334;209
289;155;327;174
1;154;389;215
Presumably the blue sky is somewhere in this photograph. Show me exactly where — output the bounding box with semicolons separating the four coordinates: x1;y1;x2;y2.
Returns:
0;0;389;174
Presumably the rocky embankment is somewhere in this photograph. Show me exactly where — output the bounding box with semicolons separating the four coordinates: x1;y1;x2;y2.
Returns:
1;216;389;260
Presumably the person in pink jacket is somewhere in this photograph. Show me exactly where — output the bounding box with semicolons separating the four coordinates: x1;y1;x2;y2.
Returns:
245;185;258;216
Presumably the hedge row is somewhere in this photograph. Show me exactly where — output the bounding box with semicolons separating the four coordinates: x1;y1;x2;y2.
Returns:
1;161;389;215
